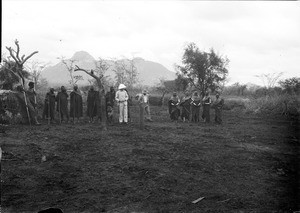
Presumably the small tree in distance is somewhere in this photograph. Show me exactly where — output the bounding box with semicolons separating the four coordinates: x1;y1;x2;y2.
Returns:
113;58;138;89
279;77;300;94
255;72;283;89
59;56;83;85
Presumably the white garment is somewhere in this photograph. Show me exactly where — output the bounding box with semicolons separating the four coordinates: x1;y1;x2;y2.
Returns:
115;90;128;102
119;101;128;123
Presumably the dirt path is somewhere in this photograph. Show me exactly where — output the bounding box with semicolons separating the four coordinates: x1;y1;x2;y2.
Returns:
1;106;299;212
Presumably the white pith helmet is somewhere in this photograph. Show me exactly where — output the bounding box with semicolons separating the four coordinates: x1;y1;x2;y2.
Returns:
118;84;126;90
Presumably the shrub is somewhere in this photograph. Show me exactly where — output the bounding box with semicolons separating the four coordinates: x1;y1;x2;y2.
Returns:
244;94;300;116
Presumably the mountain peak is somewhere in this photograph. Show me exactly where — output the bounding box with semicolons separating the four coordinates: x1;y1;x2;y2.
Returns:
71;51;95;61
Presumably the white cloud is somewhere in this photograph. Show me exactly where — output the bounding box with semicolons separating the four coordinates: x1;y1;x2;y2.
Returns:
2;0;300;86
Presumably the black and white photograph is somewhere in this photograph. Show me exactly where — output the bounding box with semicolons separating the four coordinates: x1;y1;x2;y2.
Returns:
1;0;299;212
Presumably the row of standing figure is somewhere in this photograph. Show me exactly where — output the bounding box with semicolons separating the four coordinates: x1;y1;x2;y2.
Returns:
42;85;83;123
42;85;117;124
168;91;224;124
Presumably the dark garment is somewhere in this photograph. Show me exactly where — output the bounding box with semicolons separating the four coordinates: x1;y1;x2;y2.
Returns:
14;91;37;124
202;105;211;123
26;88;36;108
168;99;180;121
214;98;224;124
43;92;56;120
87;90;98;118
56;91;69;121
180;97;191;121
126;91;132;121
191;99;201;122
202;96;211;123
105;90;116;107
70;91;83;119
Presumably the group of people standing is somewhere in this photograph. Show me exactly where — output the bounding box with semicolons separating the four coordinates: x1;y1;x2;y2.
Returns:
42;85;84;123
16;81;223;126
168;91;224;124
41;85;118;124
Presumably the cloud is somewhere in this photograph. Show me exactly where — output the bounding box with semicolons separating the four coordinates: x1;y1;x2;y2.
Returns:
2;0;300;86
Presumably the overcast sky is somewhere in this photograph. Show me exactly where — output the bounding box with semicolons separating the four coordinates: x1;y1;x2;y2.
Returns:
2;0;300;86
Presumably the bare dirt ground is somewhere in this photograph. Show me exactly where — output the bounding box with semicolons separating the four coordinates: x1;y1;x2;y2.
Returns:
1;106;299;213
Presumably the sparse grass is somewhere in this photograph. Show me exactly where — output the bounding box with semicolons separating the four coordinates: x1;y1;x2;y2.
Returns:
1;106;299;213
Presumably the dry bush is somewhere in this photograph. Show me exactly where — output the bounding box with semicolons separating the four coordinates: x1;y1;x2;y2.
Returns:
244;94;300;117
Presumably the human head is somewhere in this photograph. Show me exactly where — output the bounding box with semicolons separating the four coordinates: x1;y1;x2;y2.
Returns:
28;81;34;89
73;85;78;91
142;89;147;95
173;92;177;97
50;88;55;93
16;85;23;92
118;84;126;90
110;86;114;92
193;91;198;96
61;86;66;92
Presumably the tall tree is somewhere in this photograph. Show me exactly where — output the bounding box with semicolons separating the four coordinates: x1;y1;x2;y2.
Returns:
177;43;229;96
4;39;38;126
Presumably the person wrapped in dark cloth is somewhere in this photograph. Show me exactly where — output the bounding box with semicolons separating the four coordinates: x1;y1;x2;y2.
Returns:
86;86;99;123
202;91;212;123
56;86;69;123
26;81;37;109
70;85;83;123
180;91;192;122
168;92;181;121
190;91;201;123
43;88;56;123
212;93;224;124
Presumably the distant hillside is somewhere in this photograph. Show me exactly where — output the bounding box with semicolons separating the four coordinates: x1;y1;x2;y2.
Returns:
41;51;176;87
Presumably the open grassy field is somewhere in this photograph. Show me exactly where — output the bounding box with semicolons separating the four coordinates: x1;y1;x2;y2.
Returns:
1;105;299;213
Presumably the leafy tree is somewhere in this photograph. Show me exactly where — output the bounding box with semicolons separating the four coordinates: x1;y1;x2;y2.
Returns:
279;77;300;94
174;73;189;92
177;43;229;96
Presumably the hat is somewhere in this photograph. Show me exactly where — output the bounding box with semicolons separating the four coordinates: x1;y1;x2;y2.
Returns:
118;84;126;90
142;89;147;94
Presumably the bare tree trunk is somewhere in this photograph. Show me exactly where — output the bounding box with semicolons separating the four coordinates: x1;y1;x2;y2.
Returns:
99;86;107;130
159;91;167;107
